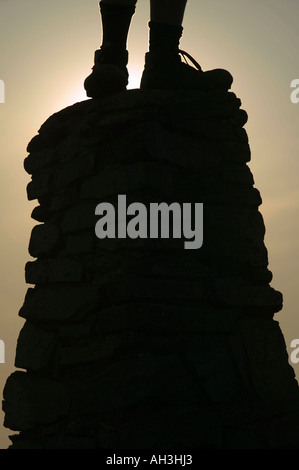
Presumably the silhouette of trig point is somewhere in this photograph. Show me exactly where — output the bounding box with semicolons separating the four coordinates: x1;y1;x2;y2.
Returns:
3;77;299;448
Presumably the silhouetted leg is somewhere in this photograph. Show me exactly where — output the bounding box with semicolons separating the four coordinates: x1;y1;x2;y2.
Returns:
84;0;137;98
100;0;137;52
151;0;187;26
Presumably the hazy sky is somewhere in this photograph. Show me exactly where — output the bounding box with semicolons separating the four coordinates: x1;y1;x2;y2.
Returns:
0;0;298;448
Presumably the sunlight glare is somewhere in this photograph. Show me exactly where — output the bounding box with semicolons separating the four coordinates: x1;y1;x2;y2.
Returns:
128;66;143;90
61;83;90;108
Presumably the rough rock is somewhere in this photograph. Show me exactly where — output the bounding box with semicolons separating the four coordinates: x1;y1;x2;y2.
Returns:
3;87;299;449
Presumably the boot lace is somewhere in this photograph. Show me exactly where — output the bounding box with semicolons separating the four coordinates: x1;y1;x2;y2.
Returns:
178;50;202;71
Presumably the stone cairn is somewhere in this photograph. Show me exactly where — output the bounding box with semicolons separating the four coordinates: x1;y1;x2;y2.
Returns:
2;78;299;449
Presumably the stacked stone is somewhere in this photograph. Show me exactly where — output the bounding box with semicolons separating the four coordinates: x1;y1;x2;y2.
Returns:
3;86;299;449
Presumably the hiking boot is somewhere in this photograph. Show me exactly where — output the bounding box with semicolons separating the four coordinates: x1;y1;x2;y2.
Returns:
140;50;233;92
84;48;129;98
